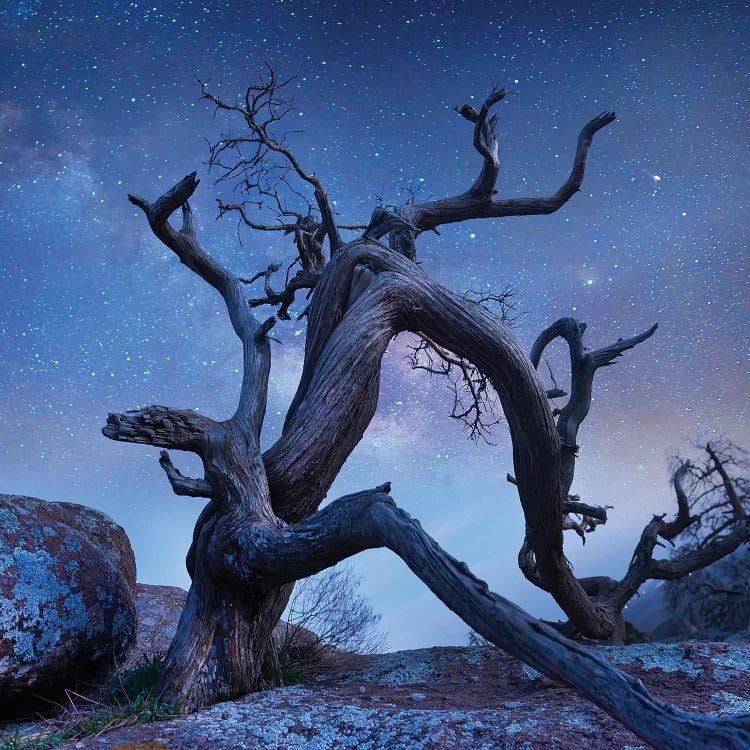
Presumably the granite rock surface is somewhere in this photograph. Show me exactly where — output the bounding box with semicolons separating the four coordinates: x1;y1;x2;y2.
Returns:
58;641;750;749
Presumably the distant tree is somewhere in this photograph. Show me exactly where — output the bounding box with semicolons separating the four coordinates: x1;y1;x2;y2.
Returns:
663;442;750;638
103;65;749;747
665;548;750;638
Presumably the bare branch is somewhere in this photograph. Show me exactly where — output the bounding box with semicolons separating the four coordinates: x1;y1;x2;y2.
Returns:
529;317;657;484
546;387;567;400
201;69;342;255
604;458;750;613
128;173;254;339
127;174;272;435
649;520;750;579
404;288;516;443
102;405;217;453
563;514;587;543
564;497;610;523
707;441;746;519
471;86;508;165
659;463;695;541
242;262;321;320
397;92;615;235
453;85;506;199
590;322;659;369
239;262;282;287
159;450;214;497
406;333;501;444
218;200;296;232
223;485;749;750
544;359;567;400
507;473;608;539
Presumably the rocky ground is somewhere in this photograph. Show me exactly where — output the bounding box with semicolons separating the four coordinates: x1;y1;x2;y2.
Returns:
51;640;750;750
3;584;748;748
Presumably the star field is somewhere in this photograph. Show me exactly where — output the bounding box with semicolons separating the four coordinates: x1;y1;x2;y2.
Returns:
1;0;747;649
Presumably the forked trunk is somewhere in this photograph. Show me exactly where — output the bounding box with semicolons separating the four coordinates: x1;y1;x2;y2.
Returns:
152;415;289;712
155;518;291;711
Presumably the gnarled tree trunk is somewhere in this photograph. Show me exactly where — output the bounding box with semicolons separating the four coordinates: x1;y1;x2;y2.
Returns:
103;76;750;749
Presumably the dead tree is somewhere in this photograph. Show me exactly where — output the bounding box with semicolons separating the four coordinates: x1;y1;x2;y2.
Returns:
103;68;750;748
662;442;750;637
511;325;750;641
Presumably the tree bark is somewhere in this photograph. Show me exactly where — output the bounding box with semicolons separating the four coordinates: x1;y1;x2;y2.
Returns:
215;485;750;750
104;128;750;745
111;174;293;710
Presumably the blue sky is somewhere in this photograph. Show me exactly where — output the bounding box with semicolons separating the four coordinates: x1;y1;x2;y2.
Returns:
1;0;747;650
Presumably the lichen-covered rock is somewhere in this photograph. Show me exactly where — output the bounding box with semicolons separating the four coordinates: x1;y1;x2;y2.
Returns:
0;494;137;715
51;642;750;750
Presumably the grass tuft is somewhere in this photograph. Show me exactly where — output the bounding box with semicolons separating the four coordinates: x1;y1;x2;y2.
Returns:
0;656;179;750
278;648;306;685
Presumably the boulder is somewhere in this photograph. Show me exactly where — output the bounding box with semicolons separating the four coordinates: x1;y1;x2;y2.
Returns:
0;494;137;715
125;583;188;668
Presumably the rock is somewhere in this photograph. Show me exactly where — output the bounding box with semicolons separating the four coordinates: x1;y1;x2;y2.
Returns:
272;618;320;657
55;642;750;749
0;494;137;715
125;584;188;669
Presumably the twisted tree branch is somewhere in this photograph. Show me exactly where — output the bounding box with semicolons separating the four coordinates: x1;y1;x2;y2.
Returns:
159;450;213;498
219;485;750;750
127;172;272;436
397;94;615;235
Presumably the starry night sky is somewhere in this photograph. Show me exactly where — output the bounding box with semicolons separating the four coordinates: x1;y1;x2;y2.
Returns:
1;0;747;650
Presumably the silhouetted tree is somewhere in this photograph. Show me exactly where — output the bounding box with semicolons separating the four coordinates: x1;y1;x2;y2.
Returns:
103;66;749;747
662;442;749;638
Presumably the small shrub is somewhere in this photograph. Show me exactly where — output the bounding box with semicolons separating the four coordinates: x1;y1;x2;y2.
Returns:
277;649;306;685
467;630;492;647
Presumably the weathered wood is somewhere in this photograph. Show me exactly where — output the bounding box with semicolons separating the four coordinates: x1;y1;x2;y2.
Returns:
102;80;749;745
222;486;750;750
153;497;293;712
397;108;615;232
158;450;213;498
114;175;286;708
102;405;217;451
263;240;617;637
526;319;750;638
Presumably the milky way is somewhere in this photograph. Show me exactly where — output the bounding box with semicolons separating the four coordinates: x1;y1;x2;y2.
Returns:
1;0;747;648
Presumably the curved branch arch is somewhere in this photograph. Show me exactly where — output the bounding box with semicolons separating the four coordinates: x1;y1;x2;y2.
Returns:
263;240;614;637
101;75;749;747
